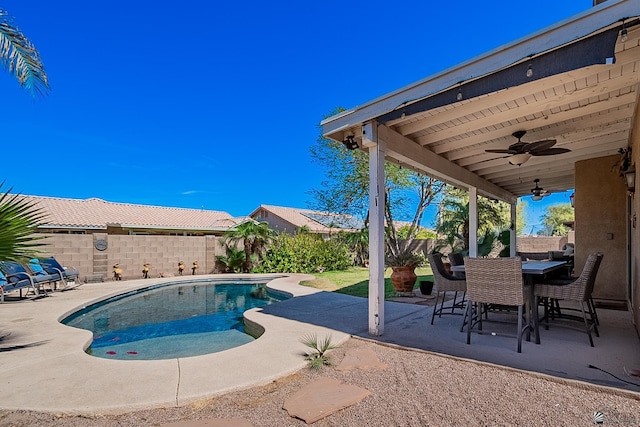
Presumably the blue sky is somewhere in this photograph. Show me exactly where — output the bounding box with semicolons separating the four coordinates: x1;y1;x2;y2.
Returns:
3;1;588;232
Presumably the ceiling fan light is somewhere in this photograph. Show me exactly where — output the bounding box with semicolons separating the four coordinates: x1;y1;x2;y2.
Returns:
532;194;543;201
509;153;532;166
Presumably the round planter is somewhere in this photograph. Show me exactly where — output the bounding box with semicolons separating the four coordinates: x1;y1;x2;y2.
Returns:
419;280;434;295
390;266;417;293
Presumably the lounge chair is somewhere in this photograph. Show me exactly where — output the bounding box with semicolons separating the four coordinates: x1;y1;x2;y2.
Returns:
35;257;81;290
0;262;48;301
0;261;58;296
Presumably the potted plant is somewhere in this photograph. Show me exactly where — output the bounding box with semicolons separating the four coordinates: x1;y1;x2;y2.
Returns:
386;250;423;293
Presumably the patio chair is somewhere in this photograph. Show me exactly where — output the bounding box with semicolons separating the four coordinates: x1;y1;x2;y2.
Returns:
448;252;465;278
463;257;531;353
0;261;50;301
427;254;466;325
534;252;603;347
37;257;81;290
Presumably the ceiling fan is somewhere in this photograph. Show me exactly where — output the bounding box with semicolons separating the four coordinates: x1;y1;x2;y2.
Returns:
485;130;571;166
531;179;548;201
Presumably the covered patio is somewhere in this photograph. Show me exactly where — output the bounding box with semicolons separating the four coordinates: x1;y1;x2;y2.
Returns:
321;0;640;349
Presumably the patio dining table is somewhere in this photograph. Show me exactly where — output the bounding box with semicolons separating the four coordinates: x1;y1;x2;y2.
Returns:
451;260;567;345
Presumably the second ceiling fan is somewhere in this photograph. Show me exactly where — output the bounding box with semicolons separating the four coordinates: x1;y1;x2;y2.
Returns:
486;130;571;165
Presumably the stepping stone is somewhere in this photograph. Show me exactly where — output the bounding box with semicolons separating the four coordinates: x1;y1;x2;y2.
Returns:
283;377;370;424
159;418;253;427
336;347;388;371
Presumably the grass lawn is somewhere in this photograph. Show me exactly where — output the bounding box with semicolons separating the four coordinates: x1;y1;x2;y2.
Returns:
301;266;434;299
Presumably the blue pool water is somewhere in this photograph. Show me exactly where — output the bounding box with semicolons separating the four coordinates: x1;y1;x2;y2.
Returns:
62;280;288;360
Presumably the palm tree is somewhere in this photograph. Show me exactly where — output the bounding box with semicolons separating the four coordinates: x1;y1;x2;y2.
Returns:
0;9;49;97
222;221;273;273
0;183;47;262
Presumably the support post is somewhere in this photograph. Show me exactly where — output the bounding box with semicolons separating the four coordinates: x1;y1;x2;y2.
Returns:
468;186;478;257
510;202;517;256
364;121;385;336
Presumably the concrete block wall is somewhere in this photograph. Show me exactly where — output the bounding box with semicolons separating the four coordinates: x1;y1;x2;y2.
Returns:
34;233;225;281
516;236;567;253
38;233;94;279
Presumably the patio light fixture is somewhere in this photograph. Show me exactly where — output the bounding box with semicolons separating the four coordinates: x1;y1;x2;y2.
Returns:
531;179;546;201
570;192;575;208
624;166;635;193
621;19;628;42
342;135;358;150
509;153;532;166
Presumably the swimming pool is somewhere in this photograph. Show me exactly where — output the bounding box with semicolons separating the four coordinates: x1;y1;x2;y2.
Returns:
62;279;288;360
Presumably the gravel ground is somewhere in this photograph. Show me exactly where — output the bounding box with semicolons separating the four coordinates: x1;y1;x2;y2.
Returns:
1;337;640;427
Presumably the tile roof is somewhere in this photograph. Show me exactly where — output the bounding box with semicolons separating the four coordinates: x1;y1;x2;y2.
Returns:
19;195;234;230
250;205;362;233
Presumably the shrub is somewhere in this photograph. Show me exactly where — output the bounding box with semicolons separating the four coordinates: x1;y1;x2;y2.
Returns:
254;233;352;273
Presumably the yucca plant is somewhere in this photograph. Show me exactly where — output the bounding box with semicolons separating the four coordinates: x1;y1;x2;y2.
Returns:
300;333;339;370
0;183;47;262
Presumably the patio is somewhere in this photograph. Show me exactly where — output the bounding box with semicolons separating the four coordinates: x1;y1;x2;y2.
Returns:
0;275;638;416
261;289;640;394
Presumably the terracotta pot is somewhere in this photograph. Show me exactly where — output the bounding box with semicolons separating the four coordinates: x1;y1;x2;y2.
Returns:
390;266;418;293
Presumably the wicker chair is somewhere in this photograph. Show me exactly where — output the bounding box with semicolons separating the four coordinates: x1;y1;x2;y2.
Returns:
463;257;532;353
427;254;466;325
534;252;603;347
448;252;466;279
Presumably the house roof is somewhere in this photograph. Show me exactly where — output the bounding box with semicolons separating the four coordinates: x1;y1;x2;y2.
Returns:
249;205;364;233
20;195;234;231
321;0;640;203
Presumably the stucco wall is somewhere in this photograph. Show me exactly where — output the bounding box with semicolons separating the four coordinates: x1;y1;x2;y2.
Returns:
629;105;640;331
36;234;225;281
575;154;627;301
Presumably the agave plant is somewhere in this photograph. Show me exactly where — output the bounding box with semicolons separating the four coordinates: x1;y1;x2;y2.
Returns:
0;9;49;97
0;183;47;262
300;333;339;370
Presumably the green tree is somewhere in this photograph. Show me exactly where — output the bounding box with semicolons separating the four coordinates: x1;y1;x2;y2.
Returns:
0;9;49;97
222;221;273;273
337;228;369;266
435;186;511;253
310;109;444;264
0;183;47;261
216;245;246;273
540;203;574;236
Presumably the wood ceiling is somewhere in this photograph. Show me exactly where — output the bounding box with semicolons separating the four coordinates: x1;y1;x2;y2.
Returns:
322;5;640;202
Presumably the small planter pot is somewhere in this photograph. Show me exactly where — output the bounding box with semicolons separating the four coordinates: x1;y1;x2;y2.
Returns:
419;280;434;295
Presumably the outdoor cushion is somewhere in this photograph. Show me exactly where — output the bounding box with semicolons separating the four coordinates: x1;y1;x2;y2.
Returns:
28;259;47;276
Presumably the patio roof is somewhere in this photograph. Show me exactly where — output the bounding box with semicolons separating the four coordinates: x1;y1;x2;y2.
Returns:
322;0;640;203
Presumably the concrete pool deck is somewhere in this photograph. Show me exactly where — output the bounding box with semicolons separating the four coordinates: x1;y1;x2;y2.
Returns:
1;273;639;415
0;274;351;414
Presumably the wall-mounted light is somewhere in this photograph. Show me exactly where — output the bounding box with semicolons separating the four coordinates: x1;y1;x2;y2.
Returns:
342;135;358;150
624;166;635;193
621;19;628;42
570;192;575;208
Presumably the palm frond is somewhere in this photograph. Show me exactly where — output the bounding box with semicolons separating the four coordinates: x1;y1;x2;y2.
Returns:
0;182;48;261
0;10;49;97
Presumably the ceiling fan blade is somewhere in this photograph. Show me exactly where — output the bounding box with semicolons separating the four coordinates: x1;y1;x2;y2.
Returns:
530;147;571;156
524;139;556;153
485;149;517;154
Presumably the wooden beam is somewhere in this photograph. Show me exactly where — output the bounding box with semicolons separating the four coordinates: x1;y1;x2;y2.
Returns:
378;124;517;203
